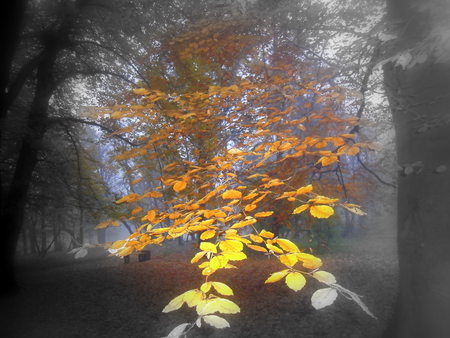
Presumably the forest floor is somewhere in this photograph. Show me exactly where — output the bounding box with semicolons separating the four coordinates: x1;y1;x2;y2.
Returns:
1;234;398;338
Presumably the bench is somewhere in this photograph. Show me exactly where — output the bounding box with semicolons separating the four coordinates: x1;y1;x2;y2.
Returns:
124;250;151;264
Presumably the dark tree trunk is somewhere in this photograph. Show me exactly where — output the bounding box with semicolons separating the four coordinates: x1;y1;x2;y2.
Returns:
39;207;47;256
53;223;62;252
21;225;28;255
0;48;55;297
383;0;450;336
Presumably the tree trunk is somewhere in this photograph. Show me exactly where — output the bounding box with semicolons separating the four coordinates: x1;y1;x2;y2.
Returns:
0;50;55;297
384;1;450;336
39;207;47;256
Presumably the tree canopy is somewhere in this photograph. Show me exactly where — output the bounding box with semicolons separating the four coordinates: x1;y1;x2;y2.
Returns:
94;14;379;335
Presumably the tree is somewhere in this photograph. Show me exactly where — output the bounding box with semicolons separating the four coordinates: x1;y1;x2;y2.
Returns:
0;0;212;297
382;0;450;337
97;15;376;336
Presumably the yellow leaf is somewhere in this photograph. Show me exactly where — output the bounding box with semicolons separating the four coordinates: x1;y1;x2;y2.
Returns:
225;234;251;244
111;240;126;249
285;272;306;292
276;239;300;253
200;230;217;240
203;315;230;329
250;234;264;243
230;217;256;229
265;269;290;283
296;253;322;269
131;206;142;216
266;243;284;254
211;282;234;296
222;190;242;200
173;181;187;192
313;271;337;284
296;184;313;195
279;254;299;267
221;251;247;261
118;246;134;257
150;227;170;234
184;289;205;307
191;251;207;264
309;196;339;205
219;240;244;252
111;221;120;227
200;242;217;253
254;211;274;218
200;282;212;293
292;204;310;215
197;298;240;315
259;229;275;239
247;244;268;253
209;256;221;270
162;293;185;313
347;146;360;156
202;267;216;276
310;205;334;218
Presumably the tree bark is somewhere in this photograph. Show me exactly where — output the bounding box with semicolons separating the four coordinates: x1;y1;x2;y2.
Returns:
384;1;450;336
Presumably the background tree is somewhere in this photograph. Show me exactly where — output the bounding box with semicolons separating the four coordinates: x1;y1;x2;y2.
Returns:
382;0;450;337
0;0;219;297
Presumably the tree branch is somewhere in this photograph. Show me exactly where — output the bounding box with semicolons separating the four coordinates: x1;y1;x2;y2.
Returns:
48;116;141;147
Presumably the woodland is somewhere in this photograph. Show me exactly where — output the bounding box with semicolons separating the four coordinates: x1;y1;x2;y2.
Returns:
1;1;450;338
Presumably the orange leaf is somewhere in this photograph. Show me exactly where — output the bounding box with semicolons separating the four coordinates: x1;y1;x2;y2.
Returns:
173;181;187;192
254;211;274;218
95;220;111;229
347;146;360;156
222;190;242;200
131;206;143;216
244;204;257;212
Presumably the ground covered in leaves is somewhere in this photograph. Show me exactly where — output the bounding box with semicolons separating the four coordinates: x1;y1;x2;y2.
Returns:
1;235;397;338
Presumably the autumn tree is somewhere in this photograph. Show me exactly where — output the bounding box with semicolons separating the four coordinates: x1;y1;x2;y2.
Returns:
97;15;377;335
